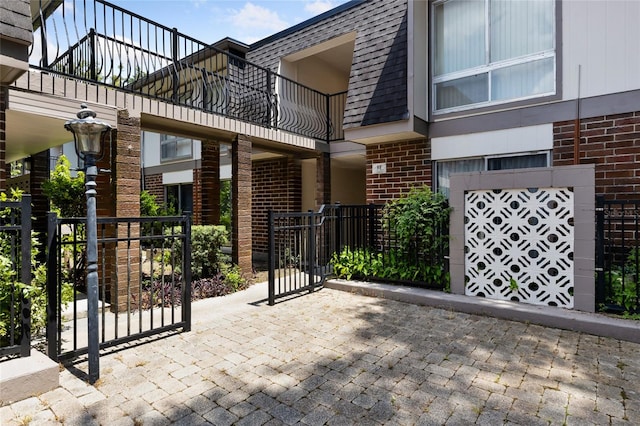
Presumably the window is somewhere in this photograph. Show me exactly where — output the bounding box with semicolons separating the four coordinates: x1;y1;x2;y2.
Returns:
436;152;549;197
166;184;193;214
432;0;555;112
160;135;193;162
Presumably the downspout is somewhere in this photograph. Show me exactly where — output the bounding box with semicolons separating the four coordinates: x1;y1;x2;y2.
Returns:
573;65;582;165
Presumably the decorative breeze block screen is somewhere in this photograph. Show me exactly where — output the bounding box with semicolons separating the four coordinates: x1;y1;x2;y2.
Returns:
464;188;574;308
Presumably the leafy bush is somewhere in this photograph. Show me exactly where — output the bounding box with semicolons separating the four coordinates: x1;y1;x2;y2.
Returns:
42;155;86;217
382;186;450;258
190;225;229;280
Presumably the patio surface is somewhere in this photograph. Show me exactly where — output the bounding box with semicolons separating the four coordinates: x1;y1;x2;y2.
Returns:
2;282;639;425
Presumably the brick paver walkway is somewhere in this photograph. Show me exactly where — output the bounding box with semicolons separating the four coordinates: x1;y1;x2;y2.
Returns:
2;286;639;425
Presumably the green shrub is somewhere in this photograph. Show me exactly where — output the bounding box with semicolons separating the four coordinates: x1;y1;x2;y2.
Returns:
189;225;228;280
42;155;86;217
382;186;450;258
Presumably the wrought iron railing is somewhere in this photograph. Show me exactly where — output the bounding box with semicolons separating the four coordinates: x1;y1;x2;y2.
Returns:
46;213;191;361
0;196;32;359
595;196;640;314
267;204;450;304
29;0;345;142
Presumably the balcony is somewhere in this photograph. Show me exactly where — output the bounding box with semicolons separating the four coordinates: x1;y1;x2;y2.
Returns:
28;0;345;142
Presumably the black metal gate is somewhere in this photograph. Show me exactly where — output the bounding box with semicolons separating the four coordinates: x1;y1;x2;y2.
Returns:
595;196;640;313
267;206;338;305
46;214;192;360
0;195;32;358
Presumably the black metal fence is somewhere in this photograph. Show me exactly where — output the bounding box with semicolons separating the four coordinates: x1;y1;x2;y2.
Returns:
267;204;450;304
30;0;345;142
268;207;338;305
0;196;32;358
595;196;640;313
47;214;191;361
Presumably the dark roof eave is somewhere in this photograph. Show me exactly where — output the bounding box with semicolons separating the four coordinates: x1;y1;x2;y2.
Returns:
249;0;366;50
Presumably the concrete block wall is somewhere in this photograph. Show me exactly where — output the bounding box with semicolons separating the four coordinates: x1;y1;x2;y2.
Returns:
449;165;596;312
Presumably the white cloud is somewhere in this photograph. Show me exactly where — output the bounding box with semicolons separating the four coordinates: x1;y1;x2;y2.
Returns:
304;0;338;15
229;2;289;32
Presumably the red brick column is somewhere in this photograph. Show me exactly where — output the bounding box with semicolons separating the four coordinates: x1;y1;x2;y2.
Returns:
201;140;220;225
316;152;331;208
99;110;141;312
366;138;432;204
0;86;7;191
232;135;252;274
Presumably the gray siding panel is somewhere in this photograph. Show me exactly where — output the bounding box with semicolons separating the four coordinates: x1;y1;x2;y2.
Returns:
247;0;408;130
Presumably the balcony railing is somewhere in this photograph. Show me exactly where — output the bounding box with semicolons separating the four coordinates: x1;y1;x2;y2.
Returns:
29;0;345;142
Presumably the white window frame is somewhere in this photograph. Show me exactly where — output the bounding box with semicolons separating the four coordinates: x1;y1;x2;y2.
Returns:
431;0;556;114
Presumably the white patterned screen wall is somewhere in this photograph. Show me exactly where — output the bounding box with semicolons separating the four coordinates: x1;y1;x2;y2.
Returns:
464;188;574;308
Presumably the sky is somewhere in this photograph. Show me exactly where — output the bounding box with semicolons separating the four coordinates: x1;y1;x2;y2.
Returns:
113;0;352;45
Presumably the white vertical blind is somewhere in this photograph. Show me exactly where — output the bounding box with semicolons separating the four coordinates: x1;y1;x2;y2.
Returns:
434;0;485;76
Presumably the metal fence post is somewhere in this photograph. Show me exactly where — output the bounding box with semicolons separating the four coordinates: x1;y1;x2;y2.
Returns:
46;212;59;361
595;195;605;309
89;28;96;81
182;213;192;332
19;196;32;357
172;27;179;104
268;210;275;305
308;210;316;292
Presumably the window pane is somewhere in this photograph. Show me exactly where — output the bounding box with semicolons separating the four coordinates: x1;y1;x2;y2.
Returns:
490;0;554;62
491;57;554;101
487;153;548;171
437;158;485;198
434;0;485;75
435;73;488;110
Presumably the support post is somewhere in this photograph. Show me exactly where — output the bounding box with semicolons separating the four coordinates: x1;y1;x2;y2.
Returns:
85;160;100;384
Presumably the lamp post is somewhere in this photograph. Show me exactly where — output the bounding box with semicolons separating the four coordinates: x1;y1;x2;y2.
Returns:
64;103;112;384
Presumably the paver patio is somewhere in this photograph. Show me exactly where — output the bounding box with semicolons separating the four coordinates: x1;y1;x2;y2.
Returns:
2;283;639;425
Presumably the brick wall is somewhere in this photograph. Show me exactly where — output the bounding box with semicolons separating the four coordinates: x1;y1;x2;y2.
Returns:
252;157;302;254
554;111;640;200
143;173;163;201
366;138;432;204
